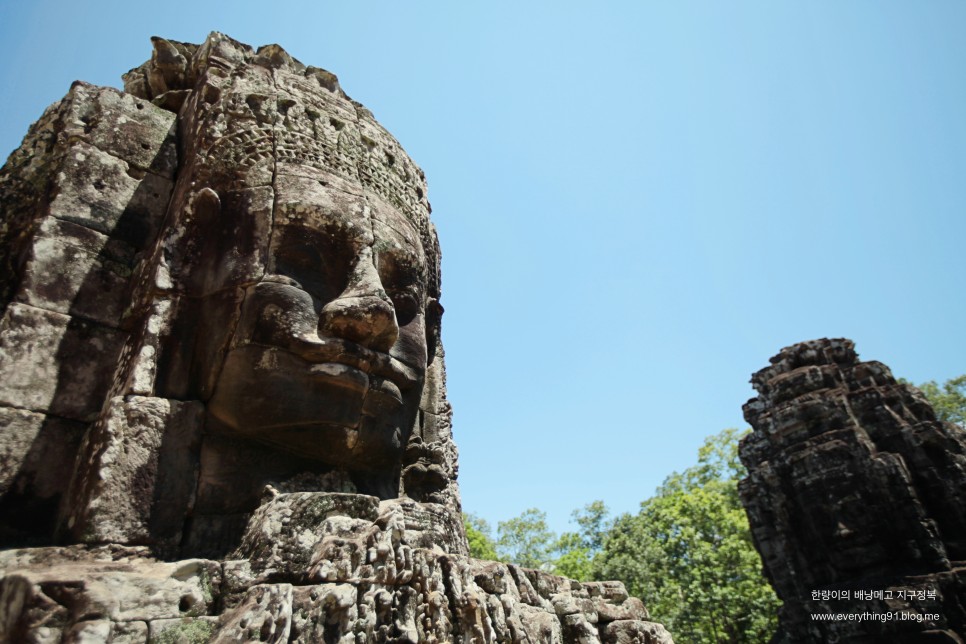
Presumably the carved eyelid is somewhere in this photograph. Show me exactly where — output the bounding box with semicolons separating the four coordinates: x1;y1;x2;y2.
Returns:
261;273;304;289
376;245;422;282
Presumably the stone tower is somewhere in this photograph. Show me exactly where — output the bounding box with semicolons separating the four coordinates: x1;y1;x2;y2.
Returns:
0;33;672;642
740;338;966;642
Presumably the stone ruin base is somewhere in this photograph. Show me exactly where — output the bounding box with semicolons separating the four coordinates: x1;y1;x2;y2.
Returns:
0;493;673;643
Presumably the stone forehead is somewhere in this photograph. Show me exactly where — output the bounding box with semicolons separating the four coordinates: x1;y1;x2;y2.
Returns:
150;33;441;297
272;175;423;259
181;33;432;235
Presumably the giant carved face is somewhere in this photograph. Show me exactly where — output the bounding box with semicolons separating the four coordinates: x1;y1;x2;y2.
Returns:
206;176;431;474
161;42;441;482
0;35;455;553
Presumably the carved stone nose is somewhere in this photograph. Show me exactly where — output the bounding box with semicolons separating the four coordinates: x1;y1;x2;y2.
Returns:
318;249;398;352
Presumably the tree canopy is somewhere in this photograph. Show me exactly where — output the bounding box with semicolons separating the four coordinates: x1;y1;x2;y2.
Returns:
464;513;498;561
463;429;779;642
462;372;966;642
495;507;555;570
463;503;608;581
594;428;779;643
905;374;966;428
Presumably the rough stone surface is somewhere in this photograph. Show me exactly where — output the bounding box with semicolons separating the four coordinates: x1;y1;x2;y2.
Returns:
0;500;672;643
740;338;966;643
0;408;86;545
0;303;127;421
0;33;672;642
63;396;205;550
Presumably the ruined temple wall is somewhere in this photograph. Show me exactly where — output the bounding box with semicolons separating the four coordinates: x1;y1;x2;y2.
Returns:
0;492;673;643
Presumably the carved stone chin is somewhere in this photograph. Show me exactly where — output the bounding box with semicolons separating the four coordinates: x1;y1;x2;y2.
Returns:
0;32;674;643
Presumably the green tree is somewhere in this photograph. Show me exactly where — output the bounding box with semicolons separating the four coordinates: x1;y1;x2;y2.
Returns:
553;531;593;580
554;501;610;580
464;513;499;561
496;508;555;569
594;428;779;643
903;374;966;428
572;500;610;551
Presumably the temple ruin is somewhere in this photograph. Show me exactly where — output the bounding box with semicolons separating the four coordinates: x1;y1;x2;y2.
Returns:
0;33;672;643
741;338;966;642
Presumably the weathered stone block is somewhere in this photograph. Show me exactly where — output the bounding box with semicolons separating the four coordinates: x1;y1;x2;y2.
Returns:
0;303;126;420
388;497;468;556
0;553;221;624
273;72;357;126
0;407;85;545
65;396;203;546
61;82;178;178
595;597;649;623
159;186;271;298
47;141;173;248
153;288;245;400
215;583;293;642
236;492;379;579
583;581;630;604
64;620;111;643
602;620;675;644
0;409;54;497
471;560;516;596
515;603;563;642
15;218;132;327
290;584;358;644
740;338;966;641
563;614;602;644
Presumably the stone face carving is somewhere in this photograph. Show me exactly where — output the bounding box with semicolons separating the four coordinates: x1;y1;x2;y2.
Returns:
740;338;966;643
0;33;672;642
0;31;452;556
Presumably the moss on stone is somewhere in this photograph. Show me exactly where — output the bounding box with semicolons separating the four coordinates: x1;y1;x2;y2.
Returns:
153;619;216;644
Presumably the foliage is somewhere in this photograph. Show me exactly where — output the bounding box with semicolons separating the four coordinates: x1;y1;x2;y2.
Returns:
477;502;613;577
464;513;499;561
594;428;779;643
552;501;611;580
552;531;595;580
571;499;610;551
154;619;216;644
903;374;966;428
466;369;966;640
496;508;555;569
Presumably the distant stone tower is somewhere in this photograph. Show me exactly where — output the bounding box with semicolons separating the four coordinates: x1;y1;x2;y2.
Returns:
0;33;672;642
740;338;966;642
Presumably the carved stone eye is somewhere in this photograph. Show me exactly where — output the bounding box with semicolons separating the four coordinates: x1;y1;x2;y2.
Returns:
271;228;352;306
375;250;424;326
386;287;420;324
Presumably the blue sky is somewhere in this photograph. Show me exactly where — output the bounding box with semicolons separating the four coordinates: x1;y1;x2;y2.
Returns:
2;1;964;537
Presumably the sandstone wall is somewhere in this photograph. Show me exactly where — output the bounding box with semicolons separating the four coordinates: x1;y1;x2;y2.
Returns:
0;32;461;557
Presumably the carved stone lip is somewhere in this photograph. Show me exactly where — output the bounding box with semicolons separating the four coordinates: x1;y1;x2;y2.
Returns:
274;336;422;392
303;362;403;403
